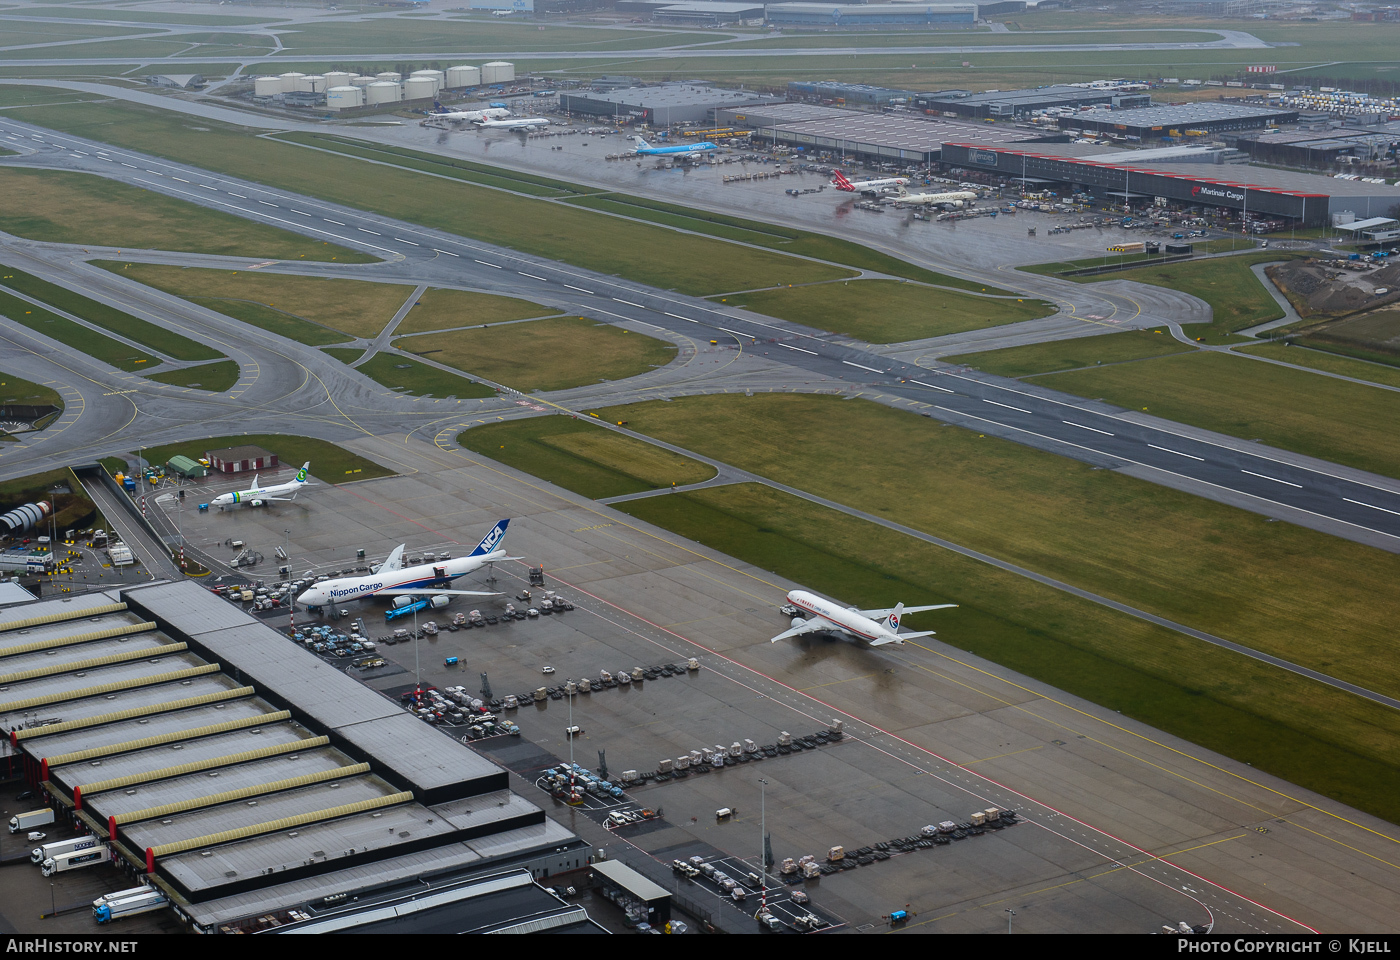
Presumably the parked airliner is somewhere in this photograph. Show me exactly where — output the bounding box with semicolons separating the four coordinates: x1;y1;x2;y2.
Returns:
831;171;910;196
296;519;518;608
475;116;551;131
770;589;956;646
210;463;312;510
634;136;717;156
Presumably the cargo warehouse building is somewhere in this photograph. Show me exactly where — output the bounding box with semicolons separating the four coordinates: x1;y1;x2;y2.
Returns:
558;83;783;125
1056;102;1297;139
915;84;1146;120
941;141;1400;224
0;583;588;934
764;3;978;26
716;102;1063;164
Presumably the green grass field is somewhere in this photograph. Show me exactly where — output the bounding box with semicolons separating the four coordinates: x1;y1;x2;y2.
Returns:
145;361;241;393
397;288;559;336
353;353;495;399
396;316;677;393
616;482;1400;826
945;328;1191;377
716;280;1052;343
0;167;370;262
0;288;155;371
137;434;391;483
0;264;223;362
1033;350;1400;480
99;263;406;344
322;347;364;365
459;415;714;499
0;371;62;410
1238;341;1400;389
590;393;1400;702
10;98;851;296
1097;253;1296;343
1018;240;1242;277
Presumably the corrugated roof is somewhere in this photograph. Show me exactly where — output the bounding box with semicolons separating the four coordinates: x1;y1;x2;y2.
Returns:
30;698;281;758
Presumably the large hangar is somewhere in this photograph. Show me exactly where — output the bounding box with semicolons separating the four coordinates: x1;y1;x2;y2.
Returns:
915;84;1139;120
1057;102;1298;139
941;141;1400;224
1;583;587;934
558;83;783;125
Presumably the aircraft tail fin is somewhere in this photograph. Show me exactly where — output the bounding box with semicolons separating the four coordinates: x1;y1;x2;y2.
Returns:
881;602;905;632
249;474;260;492
294;462;310;484
469;519;510;557
635;137;651;151
832;171;854;191
378;544;406;573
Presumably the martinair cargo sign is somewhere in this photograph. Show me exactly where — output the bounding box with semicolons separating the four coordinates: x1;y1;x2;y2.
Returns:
1192;184;1246;202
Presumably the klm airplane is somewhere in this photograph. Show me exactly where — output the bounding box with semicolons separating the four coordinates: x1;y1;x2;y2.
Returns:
633;137;717;157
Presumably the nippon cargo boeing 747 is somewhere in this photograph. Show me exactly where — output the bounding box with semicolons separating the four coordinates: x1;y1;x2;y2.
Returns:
295;519;518;608
770;589;956;646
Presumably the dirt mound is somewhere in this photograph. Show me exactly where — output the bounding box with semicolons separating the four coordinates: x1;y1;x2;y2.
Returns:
1268;259;1400;318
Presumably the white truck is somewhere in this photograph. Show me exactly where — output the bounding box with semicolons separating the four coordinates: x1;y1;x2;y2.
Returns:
41;846;111;877
8;808;55;834
93;887;169;924
31;835;99;864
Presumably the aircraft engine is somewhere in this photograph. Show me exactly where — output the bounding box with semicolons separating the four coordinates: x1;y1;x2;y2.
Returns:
430;595;451;609
250;498;265;507
790;616;807;628
393;596;415;608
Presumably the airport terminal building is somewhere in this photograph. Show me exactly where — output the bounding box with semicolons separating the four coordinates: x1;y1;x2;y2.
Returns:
940;141;1400;225
559;83;783;125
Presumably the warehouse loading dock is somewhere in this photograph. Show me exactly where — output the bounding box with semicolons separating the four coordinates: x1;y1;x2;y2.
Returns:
591;859;671;927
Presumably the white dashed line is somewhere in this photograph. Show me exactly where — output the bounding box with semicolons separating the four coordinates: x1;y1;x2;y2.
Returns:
983;399;1030;413
564;284;593;294
397;238;420;246
614;299;644;308
358;227;380;235
1063;421;1114;436
324;218;344;225
172;177;189;183
843;360;883;374
1242;470;1302;489
1342;498;1400;517
228;193;246;198
909;379;954;393
258;200;278;207
1148;444;1204;461
779;343;818;355
519;272;546;281
475;259;501;269
433;248;459;257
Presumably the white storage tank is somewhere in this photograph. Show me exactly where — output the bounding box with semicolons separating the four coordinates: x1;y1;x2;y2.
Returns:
349;75;374;88
481;61;514;84
446;65;480;88
366;81;402;105
403;76;436;101
294;75;326;93
323;71;354;88
326;86;364;111
411;69;444;90
375;71;402;82
254;76;283;98
278;72;306;93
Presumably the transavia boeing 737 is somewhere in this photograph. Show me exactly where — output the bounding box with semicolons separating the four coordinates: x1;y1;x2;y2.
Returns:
210;463;312;510
295;519;520;608
770;589;956;646
633;136;717;156
831;170;910;196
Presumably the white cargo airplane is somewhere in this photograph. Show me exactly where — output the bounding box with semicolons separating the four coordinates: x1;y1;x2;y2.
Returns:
426;102;512;123
295;519;518;608
210;463;312;510
475;116;551;131
893;187;979;208
769;589;956;646
831;170;910;197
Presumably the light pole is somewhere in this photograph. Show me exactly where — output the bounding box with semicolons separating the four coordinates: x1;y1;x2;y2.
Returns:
758;777;769;914
1006;908;1015;934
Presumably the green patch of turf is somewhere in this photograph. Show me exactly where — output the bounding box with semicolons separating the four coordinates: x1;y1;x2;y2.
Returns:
353;353;495;399
1032;350;1400;481
0;371;62;410
946;328;1190;378
98;457;127;478
397;287;559;335
717;279;1052;343
0;167;371;262
0;264;222;362
396;316;677;393
323;347;365;365
617;482;1400;827
145;361;241;393
458;415;714;499
0;288;155;371
1238;341;1400;387
137;434;392;483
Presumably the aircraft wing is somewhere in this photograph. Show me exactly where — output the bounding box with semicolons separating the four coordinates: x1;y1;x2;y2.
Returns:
856;604;957;619
383;588;501;597
769;619;832;644
868;629;937;647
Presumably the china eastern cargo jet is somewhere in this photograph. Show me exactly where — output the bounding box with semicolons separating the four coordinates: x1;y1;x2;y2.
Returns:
427;102;512;123
831;170;910;196
295;519;517;607
210;463;311;510
769;589;956;646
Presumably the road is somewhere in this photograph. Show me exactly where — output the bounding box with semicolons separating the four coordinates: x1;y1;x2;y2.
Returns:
4;115;1400;557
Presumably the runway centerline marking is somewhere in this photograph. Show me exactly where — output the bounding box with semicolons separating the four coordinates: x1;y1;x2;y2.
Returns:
434;248;459;257
519;272;546;281
909;379;954;393
1063;421;1114;436
475;259;501;269
1242;470;1302;489
324;218;345;225
843;360;883;374
780;343;818;356
1150;444;1204;461
565;284;593;294
984;399;1031;414
1343;498;1400;518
